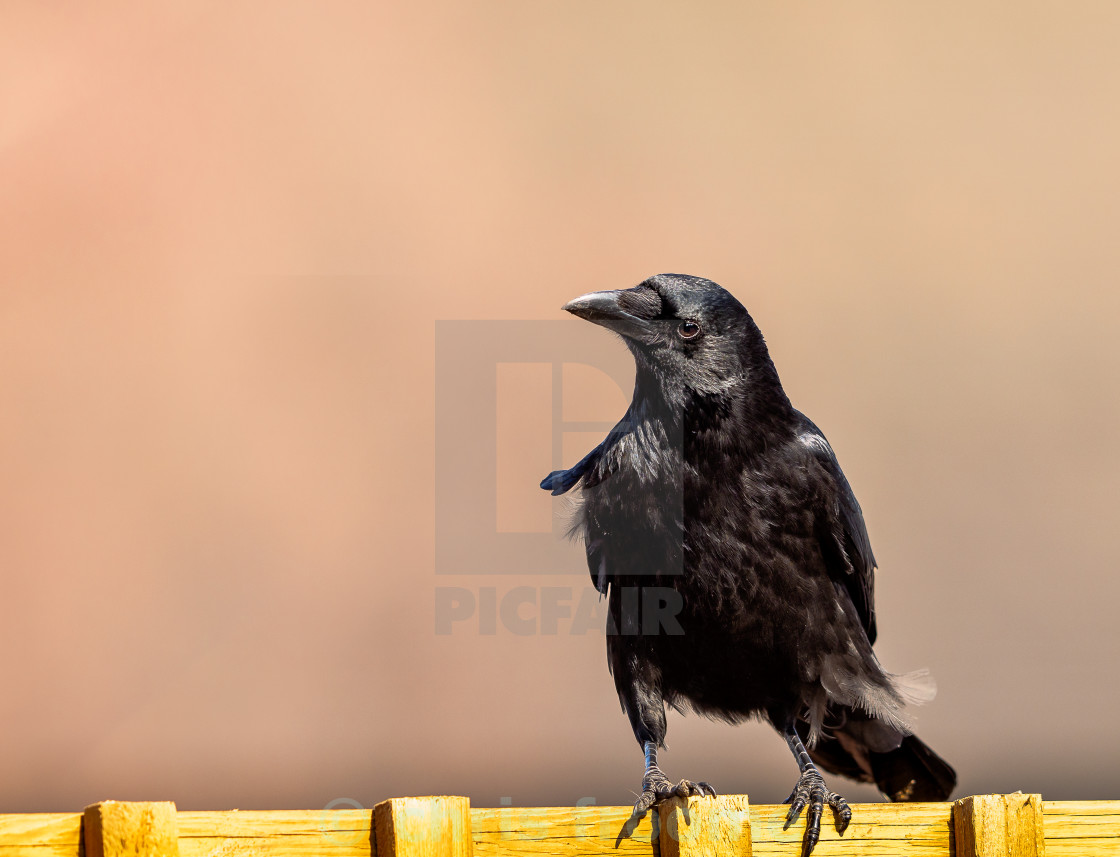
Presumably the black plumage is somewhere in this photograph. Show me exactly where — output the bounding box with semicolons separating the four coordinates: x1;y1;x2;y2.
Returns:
540;274;955;857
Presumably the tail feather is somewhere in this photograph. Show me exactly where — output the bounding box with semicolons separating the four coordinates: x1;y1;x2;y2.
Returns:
870;734;957;802
803;707;957;802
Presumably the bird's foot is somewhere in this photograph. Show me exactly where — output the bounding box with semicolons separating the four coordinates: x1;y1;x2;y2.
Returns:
633;766;717;818
783;769;851;857
615;767;716;845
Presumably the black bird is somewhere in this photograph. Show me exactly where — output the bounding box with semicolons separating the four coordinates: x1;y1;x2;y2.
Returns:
540;274;955;856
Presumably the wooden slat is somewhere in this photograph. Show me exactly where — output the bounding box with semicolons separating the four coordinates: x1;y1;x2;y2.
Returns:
0;798;1118;856
0;813;81;856
473;801;954;857
1041;801;1120;857
470;806;656;857
750;802;954;857
375;797;472;857
83;801;179;857
177;810;374;857
658;795;751;857
954;794;1044;857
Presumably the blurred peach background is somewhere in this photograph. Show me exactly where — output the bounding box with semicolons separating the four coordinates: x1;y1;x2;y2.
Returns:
2;2;1119;812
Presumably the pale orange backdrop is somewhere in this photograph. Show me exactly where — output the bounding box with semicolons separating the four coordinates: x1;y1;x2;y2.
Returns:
1;2;1118;812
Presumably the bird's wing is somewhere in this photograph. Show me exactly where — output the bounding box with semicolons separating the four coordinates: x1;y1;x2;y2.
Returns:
539;414;634;496
539;440;609;496
795;413;879;644
539;442;612;594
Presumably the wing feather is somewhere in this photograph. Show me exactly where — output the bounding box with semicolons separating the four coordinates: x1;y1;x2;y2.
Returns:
795;412;878;643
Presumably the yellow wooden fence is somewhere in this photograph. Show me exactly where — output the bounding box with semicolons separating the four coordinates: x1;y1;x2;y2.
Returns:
1;793;1117;856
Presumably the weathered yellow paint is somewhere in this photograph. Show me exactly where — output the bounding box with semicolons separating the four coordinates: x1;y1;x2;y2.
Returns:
472;800;955;856
375;797;471;857
954;794;1045;857
0;796;1118;856
751;801;953;857
658;794;751;857
469;804;653;857
0;812;81;856
177;809;375;856
1042;801;1120;857
83;801;179;857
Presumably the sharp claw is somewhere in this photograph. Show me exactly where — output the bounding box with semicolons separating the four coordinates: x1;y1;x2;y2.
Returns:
630;792;654;822
784;797;807;828
698;781;717;797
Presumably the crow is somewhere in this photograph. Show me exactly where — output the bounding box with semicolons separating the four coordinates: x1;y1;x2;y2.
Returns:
540;274;955;856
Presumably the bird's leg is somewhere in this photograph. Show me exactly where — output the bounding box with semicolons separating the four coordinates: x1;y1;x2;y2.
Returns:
612;649;715;843
782;728;852;857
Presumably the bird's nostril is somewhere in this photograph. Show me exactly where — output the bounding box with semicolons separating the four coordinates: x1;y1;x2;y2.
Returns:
617;286;663;320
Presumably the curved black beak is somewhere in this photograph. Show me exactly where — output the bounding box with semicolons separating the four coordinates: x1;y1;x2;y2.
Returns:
562;287;661;343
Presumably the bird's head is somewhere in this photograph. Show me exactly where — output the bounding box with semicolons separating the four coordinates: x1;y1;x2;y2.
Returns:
562;273;774;401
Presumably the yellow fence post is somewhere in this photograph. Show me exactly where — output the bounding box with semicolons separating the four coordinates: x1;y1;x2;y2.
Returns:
658;795;753;857
374;796;473;857
954;793;1045;857
82;801;179;857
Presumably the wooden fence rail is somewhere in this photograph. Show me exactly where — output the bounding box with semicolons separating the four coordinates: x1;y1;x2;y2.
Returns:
0;794;1117;857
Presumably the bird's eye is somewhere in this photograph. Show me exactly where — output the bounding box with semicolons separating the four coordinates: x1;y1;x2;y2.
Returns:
677;320;701;339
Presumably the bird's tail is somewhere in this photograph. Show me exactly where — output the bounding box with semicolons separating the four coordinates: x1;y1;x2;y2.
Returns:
804;707;957;802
